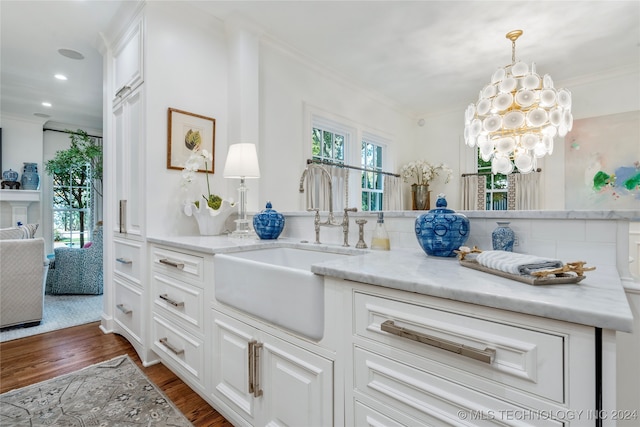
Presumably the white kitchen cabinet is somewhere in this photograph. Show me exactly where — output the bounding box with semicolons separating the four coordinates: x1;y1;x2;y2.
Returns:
113;84;144;238
112;15;143;106
344;283;599;427
111;236;147;360
149;245;210;392
211;309;334;427
104;13;150;364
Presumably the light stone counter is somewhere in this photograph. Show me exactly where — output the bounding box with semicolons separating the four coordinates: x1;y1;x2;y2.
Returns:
148;234;633;332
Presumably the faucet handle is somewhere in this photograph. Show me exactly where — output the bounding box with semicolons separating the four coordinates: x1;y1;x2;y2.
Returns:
344;207;357;213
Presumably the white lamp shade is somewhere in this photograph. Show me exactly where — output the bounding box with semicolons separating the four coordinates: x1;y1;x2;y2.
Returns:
223;143;260;178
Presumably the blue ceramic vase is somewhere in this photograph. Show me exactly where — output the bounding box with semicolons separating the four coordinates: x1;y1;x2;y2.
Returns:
253;201;285;240
492;221;515;251
21;162;40;190
415;194;470;257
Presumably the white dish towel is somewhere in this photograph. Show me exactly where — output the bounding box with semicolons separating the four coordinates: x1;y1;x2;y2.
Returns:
476;250;564;276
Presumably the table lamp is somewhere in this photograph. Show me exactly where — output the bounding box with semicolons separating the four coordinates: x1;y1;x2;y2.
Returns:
223;143;260;237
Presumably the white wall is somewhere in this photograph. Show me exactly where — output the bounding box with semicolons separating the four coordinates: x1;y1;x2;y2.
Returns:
139;2;418;238
259;41;416;212
141;2;229;237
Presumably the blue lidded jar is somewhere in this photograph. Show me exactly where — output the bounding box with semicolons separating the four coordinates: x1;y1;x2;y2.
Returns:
2;169;19;182
415;194;470;257
253;201;285;240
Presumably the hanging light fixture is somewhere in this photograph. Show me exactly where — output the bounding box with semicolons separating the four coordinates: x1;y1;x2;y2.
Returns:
464;30;573;174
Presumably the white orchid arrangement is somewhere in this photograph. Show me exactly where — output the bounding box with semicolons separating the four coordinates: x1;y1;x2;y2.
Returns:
181;149;223;210
400;160;453;186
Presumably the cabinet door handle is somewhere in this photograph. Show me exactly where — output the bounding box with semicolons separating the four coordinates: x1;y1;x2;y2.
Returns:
159;337;184;355
159;258;184;269
380;320;496;364
115;85;131;98
116;303;132;314
248;340;256;394
116;257;132;264
159;293;184;307
253;342;263;397
119;200;127;233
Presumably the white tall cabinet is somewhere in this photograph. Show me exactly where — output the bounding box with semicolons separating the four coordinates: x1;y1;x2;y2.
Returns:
104;8;152;364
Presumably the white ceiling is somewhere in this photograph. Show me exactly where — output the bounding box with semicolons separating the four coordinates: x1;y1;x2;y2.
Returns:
1;1;638;131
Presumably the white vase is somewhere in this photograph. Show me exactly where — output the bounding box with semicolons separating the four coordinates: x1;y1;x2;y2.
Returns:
184;200;235;235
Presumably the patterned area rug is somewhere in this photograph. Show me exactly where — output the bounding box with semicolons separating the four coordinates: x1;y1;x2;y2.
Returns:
0;355;193;426
0;294;102;342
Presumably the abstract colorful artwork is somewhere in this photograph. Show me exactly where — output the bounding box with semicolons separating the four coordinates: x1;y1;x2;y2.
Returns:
565;111;640;209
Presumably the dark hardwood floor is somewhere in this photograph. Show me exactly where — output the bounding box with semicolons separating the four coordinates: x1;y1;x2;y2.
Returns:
0;321;233;426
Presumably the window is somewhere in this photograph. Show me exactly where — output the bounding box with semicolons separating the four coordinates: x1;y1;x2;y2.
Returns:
52;164;93;248
312;127;345;164
361;140;384;211
477;152;508;210
311;118;388;212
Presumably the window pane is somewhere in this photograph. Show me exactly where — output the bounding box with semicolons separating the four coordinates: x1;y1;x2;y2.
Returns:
494;175;508;189
312;128;322;158
335;134;344;162
376;146;382;168
323;131;333;158
361;192;368;211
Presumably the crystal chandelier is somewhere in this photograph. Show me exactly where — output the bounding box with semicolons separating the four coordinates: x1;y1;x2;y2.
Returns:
464;30;573;174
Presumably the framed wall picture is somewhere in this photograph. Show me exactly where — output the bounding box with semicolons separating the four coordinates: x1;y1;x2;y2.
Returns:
167;108;216;173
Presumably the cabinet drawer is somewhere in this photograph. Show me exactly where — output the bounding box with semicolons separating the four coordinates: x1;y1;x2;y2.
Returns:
114;238;142;283
152;272;204;332
354;292;565;403
355;400;421;427
152;247;204;284
354;347;563;427
152;314;204;388
113;277;142;344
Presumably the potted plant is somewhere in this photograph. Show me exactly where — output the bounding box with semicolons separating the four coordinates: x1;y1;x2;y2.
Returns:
400;160;452;210
181;149;235;235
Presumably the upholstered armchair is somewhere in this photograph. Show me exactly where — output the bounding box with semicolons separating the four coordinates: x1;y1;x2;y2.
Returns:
0;232;48;328
48;226;103;295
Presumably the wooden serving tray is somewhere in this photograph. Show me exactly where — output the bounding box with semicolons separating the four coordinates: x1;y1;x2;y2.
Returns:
460;259;587;286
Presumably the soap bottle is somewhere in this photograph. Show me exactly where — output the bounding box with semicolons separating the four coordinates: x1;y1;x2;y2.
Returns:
370;212;390;250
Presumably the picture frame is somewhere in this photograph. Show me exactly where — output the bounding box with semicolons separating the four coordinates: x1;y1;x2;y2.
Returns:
167;108;216;173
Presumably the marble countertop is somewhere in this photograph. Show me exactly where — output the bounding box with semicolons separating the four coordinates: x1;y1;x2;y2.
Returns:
148;235;634;332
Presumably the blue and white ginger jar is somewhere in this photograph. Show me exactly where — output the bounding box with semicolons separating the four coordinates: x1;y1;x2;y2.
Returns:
492;222;515;251
415;194;470;257
253;201;285;240
2;169;19;181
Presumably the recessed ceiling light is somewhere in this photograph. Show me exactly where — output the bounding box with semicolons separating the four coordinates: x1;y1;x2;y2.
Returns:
55;74;68;81
34;113;51;118
42;102;52;107
58;48;84;60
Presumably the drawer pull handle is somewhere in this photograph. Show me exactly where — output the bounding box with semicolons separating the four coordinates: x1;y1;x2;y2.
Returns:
159;294;184;307
159;337;184;355
116;257;132;264
380;320;496;364
116;303;132;315
115;85;131;98
159;258;184;269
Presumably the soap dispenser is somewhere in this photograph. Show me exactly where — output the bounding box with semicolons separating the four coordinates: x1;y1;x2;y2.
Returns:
370;212;390;250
